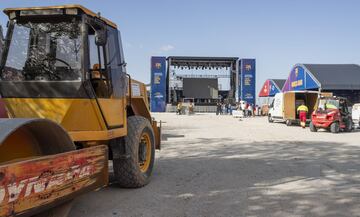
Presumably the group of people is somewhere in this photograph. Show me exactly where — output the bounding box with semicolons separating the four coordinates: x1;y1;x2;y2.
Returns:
216;100;259;117
176;99;261;117
216;102;232;115
176;102;194;115
236;101;259;117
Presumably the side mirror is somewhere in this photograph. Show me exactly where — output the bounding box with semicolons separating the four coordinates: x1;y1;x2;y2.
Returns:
95;29;107;46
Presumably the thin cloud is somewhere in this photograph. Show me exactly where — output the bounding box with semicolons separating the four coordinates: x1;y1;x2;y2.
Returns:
160;44;175;51
124;42;133;48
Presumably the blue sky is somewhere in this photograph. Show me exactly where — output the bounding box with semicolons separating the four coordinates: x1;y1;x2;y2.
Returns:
1;0;360;94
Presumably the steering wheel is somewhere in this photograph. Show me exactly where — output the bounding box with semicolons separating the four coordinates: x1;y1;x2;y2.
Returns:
42;57;73;80
44;57;73;71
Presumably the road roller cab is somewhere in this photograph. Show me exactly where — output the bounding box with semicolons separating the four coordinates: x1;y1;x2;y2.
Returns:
0;5;160;217
0;5;130;140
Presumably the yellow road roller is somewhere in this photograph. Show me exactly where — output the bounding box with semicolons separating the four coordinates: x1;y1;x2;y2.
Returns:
0;5;161;217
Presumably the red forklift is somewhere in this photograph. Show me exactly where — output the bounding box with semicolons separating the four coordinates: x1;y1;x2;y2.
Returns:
310;96;353;133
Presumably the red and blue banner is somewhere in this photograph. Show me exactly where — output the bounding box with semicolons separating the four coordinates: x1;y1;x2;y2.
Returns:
259;79;281;97
240;59;256;105
282;65;319;92
150;56;167;112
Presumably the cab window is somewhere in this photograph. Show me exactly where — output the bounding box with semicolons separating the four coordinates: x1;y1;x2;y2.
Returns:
2;19;82;81
88;24;111;98
105;26;127;98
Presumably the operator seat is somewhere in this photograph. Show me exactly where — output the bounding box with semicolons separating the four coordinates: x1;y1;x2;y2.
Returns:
91;64;108;98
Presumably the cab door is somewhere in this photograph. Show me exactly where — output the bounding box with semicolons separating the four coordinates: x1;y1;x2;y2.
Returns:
283;92;295;120
272;93;284;118
88;23;127;129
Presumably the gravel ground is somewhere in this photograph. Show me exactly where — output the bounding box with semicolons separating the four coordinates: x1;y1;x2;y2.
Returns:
69;113;360;217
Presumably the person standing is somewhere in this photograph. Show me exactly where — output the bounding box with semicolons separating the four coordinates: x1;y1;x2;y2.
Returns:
177;102;182;115
216;101;222;115
229;103;233;115
244;103;248;117
248;104;253;117
297;102;309;128
236;102;240;111
188;102;194;115
240;101;246;117
225;103;229;115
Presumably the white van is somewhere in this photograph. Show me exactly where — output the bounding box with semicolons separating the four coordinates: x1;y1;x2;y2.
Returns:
268;93;284;122
352;103;360;128
268;91;320;126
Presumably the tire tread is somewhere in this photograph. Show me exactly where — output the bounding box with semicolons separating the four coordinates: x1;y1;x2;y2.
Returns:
113;116;155;188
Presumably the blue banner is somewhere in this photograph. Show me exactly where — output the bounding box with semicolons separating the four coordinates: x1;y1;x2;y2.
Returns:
150;56;167;112
269;80;280;96
240;59;256;105
238;61;242;101
282;65;319;92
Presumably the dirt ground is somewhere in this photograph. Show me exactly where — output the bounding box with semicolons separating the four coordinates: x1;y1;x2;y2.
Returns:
69;113;360;217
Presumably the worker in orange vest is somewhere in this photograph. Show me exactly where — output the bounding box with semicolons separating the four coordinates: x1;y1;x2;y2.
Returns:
297;103;309;128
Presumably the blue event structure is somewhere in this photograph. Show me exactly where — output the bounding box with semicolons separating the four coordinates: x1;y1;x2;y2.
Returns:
282;63;360;104
150;56;256;112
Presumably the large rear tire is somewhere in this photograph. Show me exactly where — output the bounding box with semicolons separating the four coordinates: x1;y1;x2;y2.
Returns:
113;116;155;188
309;122;317;132
330;122;340;133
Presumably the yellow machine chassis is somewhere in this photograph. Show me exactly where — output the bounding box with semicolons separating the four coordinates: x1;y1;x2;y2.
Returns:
0;4;161;217
3;98;128;142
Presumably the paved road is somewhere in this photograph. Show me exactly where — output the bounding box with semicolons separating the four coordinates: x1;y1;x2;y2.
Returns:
69;113;360;217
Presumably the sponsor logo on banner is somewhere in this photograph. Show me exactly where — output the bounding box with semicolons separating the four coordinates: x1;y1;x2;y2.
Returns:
244;74;253;86
155;62;162;69
245;93;254;99
291;79;303;88
291;67;303;88
154;73;162;84
154;92;164;99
